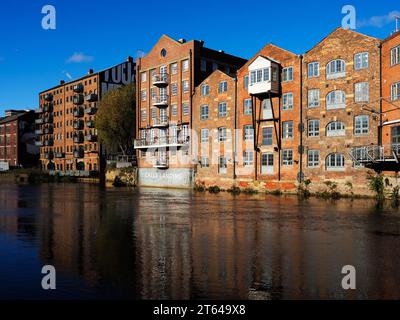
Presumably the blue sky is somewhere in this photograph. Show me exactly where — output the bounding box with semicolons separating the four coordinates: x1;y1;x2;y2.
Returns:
0;0;398;113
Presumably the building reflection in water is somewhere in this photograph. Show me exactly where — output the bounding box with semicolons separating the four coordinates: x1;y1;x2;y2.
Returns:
1;184;400;299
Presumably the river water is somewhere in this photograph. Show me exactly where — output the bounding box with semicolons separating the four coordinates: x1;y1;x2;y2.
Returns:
1;183;400;300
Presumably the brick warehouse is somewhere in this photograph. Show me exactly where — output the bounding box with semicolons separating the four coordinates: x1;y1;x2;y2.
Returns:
36;58;135;177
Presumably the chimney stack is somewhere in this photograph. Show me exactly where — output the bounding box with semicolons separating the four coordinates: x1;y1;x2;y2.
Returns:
88;69;94;74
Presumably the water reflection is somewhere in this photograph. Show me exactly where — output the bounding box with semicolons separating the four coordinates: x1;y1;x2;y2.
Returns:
0;184;400;299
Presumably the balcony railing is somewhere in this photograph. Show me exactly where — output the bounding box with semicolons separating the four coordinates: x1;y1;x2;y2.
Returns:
35;129;43;135
152;74;169;87
43;103;53;113
35;118;43;125
44;152;54;160
85;94;98;102
153;95;168;107
35;141;43;147
152;116;169;127
73;94;84;105
73;133;84;144
86;120;95;128
134;135;189;149
154;157;169;169
44;126;54;134
73;83;83;93
350;144;400;165
73;107;84;118
44;116;53;124
86;107;97;115
54;152;65;159
73;120;84;130
86;134;97;142
44;93;53;102
73;148;84;158
44;139;54;147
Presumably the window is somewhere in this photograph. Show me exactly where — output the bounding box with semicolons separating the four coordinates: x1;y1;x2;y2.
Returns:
244;125;254;141
354;115;369;135
326;90;346;109
200;105;209;120
326;153;345;171
201;59;207;72
183;80;189;93
171;83;178;96
141;109;147;121
391;45;400;66
141;72;146;82
182;59;189;71
182;103;189;115
282;67;293;82
326;59;346;79
141;89;147;101
201;84;209;96
150;87;156;100
307;62;319;78
171;63;178;75
201;157;209;168
308;120;320;137
283;93;293;110
201;129;209;143
355;82;369;102
262;127;273;146
250;68;270;85
282;121;293;139
354;52;368;70
282;149;293;166
244;99;252;115
219;81;228;93
308;89;320;108
151;108;156;119
244;75;249;89
218;157;227;174
392;82;400;101
171;104;178;116
326;121;346;137
218;102;227;117
218;127;227;142
243;151;254;166
308;150;320;168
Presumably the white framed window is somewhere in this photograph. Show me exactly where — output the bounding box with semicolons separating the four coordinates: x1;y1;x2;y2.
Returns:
244;125;254;141
326;153;345;171
392;82;400;101
183;80;189;93
171;83;178;96
218;157;227;174
243;150;254;166
326;90;346;109
283;93;293;110
200;105;209;120
282;121;293;139
307;62;319;78
201;84;209;96
391;45;400;66
151;108;156;119
140;72;147;82
282;67;293;82
141;89;147;101
141;109;147;121
244;75;249;89
150;87;156;100
326;121;346;137
182;102;189;115
201;129;209;143
218;127;227;142
308;120;320;137
354;52;369;70
201;156;209;168
171;104;178;117
354;115;369;135
308;150;320;168
218;102;227;117
244;99;252;115
200;59;207;72
171;63;178;75
282;149;293;166
326;59;346;79
219;81;228;93
182;59;189;72
250;68;270;85
308;89;320;108
262;127;273;146
355;82;369;102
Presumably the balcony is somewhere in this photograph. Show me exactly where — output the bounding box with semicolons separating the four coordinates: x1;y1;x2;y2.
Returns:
44;125;54;134
35;140;43;147
153;95;168;108
154;158;169;169
35;108;43;114
85;93;98;102
73;120;84;130
44;151;54;160
35;129;43;135
86;134;97;142
86;106;97;115
73;107;84;118
44;93;53;102
35;118;44;125
134;135;189;149
44;116;54;124
73;94;84;105
44;139;54;147
248;57;280;97
152;74;169;87
73;83;83;93
73;133;84;144
86;120;95;128
43;103;53;113
55;152;65;159
153;116;169;128
73;148;84;159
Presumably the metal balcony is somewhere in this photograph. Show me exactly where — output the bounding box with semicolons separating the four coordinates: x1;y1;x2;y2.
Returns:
86;106;97;115
44;93;53;102
85;93;98;102
43;103;53;113
35;118;44;125
73;120;84;130
350;144;400;171
73;107;84;118
86;134;97;142
73;94;84;105
73;83;83;93
55;152;65;159
154;158;169;169
44;126;54;134
44;139;54;147
152;74;169;87
153;95;168;107
35;141;43;147
73;148;84;159
35;108;43;114
44;116;53;124
86;120;95;128
73;133;84;144
35;129;43;135
152;117;169;128
134;135;189;149
44;152;54;160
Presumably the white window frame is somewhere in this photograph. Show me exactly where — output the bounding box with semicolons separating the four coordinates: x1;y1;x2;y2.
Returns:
218;127;227;142
354;52;369;70
391;45;400;66
200;105;209;120
326;90;346;109
392;82;400;101
243;150;254;166
201;129;209;143
218;102;227;117
308;89;320;108
308;150;320;168
201;156;209;168
183;80;189;93
307;62;319;78
171;104;178;117
140;72;147;82
354;115;369;135
141;109;147;121
141;89;147;101
182;102;189;116
262;127;273;146
171;83;178;96
326;59;346;79
308;120;320;137
282;93;293;110
326;153;345;171
282;121;293;139
244;125;254;141
282;149;293;166
219;81;228;93
282;67;293;82
244;99;252;115
182;59;189;72
171;63;178;75
355;82;369;102
326;121;346;137
201;84;209;96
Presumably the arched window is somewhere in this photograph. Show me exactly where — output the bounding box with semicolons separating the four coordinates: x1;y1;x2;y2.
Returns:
201;84;209;96
326;90;346;109
326;121;346;137
326;153;345;171
326;59;346;79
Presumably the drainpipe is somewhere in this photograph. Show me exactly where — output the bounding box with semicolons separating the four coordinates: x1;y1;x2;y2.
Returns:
299;55;304;183
379;44;383;147
234;76;238;179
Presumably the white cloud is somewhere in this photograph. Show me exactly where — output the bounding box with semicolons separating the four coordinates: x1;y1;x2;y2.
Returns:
358;10;400;28
66;52;93;63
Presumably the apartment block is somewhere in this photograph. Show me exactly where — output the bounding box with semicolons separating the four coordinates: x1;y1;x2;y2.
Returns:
0;110;39;168
134;35;246;188
36;58;135;176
